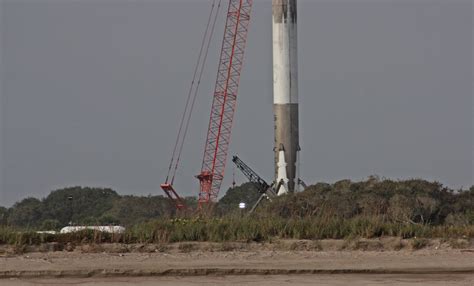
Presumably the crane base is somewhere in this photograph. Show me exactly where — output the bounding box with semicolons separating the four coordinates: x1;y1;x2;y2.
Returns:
160;183;186;210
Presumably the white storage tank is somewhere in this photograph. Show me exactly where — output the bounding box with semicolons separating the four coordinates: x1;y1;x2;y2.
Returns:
60;226;125;234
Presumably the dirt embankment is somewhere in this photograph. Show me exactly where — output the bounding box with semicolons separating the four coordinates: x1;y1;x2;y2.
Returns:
6;274;474;286
0;238;473;279
1;237;472;255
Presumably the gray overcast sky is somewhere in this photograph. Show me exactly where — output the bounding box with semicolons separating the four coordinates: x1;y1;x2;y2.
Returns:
0;0;472;207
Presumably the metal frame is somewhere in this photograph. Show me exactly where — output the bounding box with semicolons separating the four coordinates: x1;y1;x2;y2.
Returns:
198;0;254;207
160;183;186;210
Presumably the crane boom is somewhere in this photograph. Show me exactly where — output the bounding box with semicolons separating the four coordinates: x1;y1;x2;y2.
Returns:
197;0;254;207
232;156;272;195
232;155;276;213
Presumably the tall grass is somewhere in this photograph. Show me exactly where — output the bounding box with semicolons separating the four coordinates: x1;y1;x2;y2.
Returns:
1;215;472;246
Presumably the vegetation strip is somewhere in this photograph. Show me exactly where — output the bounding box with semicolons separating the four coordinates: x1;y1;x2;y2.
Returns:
1;178;472;246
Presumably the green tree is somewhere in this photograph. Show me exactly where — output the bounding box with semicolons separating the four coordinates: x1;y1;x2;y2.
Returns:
218;183;261;214
8;198;43;228
40;219;60;230
0;207;8;225
104;195;174;226
260;177;472;225
42;187;120;226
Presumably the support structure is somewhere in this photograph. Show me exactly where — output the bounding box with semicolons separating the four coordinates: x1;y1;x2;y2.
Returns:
273;0;300;194
198;0;253;207
232;156;276;198
232;156;276;213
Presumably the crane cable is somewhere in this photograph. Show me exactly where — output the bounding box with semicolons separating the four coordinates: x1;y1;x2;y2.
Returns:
172;0;222;184
165;0;222;184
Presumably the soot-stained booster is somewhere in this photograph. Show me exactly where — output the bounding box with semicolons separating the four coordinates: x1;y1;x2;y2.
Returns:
273;0;300;195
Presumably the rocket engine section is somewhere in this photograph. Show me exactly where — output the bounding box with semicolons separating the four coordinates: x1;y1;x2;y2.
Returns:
273;0;300;195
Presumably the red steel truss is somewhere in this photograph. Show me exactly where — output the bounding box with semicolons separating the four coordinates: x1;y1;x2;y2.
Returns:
197;0;253;207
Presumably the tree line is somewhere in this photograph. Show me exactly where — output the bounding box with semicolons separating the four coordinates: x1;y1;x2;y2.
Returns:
0;187;196;229
0;178;472;229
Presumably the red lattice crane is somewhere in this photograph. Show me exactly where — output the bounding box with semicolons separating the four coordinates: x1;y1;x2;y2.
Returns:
161;0;253;210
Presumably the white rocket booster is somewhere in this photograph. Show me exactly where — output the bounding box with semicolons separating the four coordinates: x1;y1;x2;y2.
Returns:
276;149;289;195
273;0;300;193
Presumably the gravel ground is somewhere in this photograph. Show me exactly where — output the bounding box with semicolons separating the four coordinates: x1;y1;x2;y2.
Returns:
0;241;473;285
1;248;473;276
2;274;474;286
